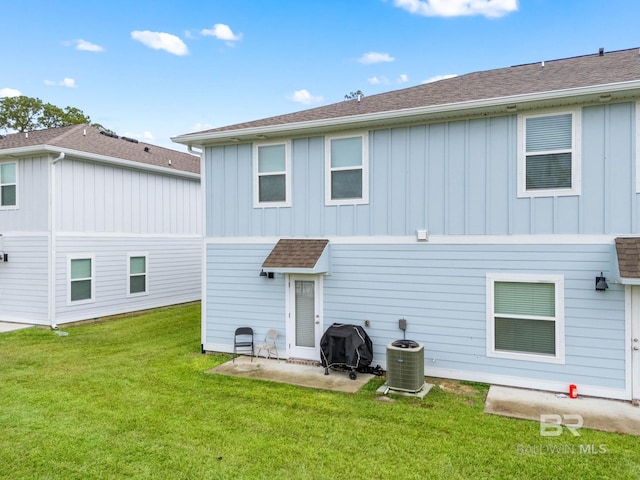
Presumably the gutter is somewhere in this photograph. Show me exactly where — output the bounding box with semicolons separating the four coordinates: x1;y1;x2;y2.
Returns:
0;145;200;180
171;80;640;146
49;152;64;328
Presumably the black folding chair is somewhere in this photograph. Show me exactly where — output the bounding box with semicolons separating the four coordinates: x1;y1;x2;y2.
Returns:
233;327;254;363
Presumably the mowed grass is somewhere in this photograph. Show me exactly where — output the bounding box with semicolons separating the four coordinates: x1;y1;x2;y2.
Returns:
0;304;638;480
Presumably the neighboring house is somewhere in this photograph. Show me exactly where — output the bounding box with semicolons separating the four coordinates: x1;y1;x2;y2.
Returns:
173;47;640;402
0;124;201;326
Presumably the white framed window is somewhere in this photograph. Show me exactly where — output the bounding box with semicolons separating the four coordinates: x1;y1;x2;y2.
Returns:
486;273;565;364
253;141;291;208
325;132;369;205
68;255;95;305
128;253;148;296
517;110;581;198
0;161;17;209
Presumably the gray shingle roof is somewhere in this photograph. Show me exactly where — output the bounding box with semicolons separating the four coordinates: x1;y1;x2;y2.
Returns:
615;237;640;278
0;124;199;174
188;47;640;137
262;239;329;269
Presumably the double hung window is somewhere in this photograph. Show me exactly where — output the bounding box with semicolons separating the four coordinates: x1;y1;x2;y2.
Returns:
128;254;147;296
487;273;564;364
253;142;291;207
518;110;580;197
0;162;17;208
325;133;368;205
68;256;94;304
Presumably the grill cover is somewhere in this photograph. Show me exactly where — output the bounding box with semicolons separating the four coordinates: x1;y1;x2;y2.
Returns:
320;323;373;369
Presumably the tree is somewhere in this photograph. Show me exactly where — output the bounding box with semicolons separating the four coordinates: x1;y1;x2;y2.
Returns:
0;95;92;132
344;90;364;101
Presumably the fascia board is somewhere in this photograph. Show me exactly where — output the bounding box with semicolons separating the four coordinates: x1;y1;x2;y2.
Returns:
0;145;200;180
172;80;640;146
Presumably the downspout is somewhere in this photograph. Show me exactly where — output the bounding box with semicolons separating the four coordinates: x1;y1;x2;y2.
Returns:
187;144;206;353
48;152;65;329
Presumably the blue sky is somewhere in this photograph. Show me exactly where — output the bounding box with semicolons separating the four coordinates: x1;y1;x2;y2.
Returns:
1;0;639;151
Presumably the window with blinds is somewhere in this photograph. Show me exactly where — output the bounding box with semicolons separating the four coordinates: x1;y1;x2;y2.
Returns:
518;110;580;198
254;141;290;207
0;162;17;208
487;274;564;363
325;133;369;205
69;257;94;303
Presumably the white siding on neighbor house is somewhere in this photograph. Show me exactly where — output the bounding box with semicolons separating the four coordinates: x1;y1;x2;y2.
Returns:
0;156;49;232
204;102;637;239
204;241;625;394
0;233;49;324
54;235;201;324
56;158;201;235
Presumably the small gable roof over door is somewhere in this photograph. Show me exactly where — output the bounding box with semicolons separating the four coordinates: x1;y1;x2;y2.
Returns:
262;239;330;274
613;237;640;284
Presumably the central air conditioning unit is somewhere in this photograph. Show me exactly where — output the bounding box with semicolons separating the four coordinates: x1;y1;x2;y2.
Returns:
386;340;425;393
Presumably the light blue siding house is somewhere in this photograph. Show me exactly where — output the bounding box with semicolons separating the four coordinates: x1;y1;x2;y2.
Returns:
174;48;640;402
0;125;201;326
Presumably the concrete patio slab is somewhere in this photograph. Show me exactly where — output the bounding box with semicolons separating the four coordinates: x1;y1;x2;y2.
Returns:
207;355;375;394
0;321;34;333
485;385;640;436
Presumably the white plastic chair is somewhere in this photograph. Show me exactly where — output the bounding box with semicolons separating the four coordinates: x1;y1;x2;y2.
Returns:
256;329;279;361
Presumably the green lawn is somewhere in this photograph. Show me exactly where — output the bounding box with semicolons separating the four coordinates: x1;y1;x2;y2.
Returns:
0;304;638;479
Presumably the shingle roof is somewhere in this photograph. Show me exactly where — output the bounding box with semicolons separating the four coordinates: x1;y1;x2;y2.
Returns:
615;237;640;278
0;124;199;174
262;239;329;269
188;47;640;136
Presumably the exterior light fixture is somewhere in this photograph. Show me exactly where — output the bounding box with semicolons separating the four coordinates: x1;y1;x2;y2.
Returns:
260;270;274;279
595;272;608;291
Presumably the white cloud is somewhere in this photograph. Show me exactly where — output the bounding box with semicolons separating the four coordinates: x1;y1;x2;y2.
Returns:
358;52;395;65
422;73;458;84
288;89;324;105
0;88;21;98
201;23;243;43
64;39;104;52
368;76;388;85
397;73;408;83
131;30;189;56
44;78;78;88
394;0;517;18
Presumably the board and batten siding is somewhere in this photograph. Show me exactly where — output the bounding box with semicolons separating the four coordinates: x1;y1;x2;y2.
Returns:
204;102;637;238
204;242;625;393
0;234;49;324
54;235;201;324
56;158;201;235
0;156;50;232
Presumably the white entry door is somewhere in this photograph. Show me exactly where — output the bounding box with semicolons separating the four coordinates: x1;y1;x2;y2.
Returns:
632;287;640;402
287;275;323;360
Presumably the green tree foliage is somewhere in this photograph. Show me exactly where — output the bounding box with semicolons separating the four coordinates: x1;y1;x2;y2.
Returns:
344;90;364;100
0;95;92;132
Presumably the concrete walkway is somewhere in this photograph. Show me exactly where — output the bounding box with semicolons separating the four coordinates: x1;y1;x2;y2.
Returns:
485;385;640;436
0;321;34;333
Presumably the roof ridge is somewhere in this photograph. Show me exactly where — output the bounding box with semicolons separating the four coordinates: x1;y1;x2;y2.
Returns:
47;124;86;145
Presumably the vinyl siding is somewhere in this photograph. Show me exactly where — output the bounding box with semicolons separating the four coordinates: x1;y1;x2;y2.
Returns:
0;234;49;324
0;156;49;232
56;158;201;235
204;242;625;391
205;102;636;238
54;235;201;324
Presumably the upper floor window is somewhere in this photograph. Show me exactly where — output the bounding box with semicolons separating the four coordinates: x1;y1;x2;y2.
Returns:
128;254;148;296
325;133;369;205
253;141;291;208
0;162;17;208
486;273;565;364
517;110;581;198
